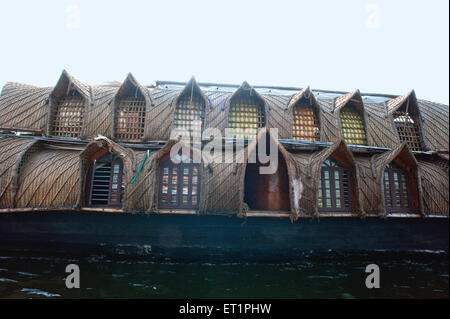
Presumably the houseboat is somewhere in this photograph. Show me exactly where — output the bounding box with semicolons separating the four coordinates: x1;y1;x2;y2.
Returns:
0;70;448;260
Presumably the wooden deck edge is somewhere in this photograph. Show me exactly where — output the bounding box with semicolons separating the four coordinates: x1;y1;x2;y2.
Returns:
0;208;447;219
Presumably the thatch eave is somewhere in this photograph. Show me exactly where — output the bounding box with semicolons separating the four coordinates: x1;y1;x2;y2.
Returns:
287;86;318;112
50;70;91;102
174;76;211;110
114;73;152;106
333;89;363;114
224;81;268;127
387;89;416;114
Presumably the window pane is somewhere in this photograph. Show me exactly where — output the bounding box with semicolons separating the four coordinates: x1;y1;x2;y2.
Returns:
393;109;422;151
52;89;84;138
341;107;367;145
293;103;319;141
116;95;146;141
174;93;205;138
318;159;352;212
90;154;123;207
159;161;200;209
384;163;411;213
228;96;264;139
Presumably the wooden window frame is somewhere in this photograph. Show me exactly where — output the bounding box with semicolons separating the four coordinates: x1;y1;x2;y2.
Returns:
158;157;200;210
174;93;205;139
340;106;368;145
228;96;265;139
115;96;147;142
383;164;412;213
292;102;319;141
88;154;124;208
393;109;423;152
318;159;353;213
51;89;85;138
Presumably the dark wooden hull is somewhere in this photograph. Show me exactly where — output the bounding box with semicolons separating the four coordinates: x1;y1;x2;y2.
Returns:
0;212;448;260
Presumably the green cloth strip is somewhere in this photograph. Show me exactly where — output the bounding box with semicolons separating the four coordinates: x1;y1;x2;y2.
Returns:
131;149;150;184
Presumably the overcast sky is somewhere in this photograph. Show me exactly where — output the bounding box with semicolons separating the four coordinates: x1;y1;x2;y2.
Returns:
0;0;448;103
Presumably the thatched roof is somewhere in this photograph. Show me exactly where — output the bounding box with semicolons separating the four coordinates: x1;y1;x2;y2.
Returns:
0;137;38;208
0;135;447;217
0;72;448;218
334;89;363;113
174;76;210;110
15;148;80;209
417;99;449;151
0;83;51;134
0;73;447;152
419;158;449;216
363;101;400;148
50;70;91;102
145;86;180;141
83;85;118;139
387;90;415;112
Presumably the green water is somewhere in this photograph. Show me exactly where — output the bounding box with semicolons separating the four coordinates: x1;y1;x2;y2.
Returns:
0;251;448;299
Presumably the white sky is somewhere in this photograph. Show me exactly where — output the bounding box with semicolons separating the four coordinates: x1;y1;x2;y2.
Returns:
0;0;448;103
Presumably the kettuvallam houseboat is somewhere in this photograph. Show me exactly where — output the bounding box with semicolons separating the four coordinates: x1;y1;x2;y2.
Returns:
0;70;448;259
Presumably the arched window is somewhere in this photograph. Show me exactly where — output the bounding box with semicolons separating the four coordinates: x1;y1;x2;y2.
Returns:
292;102;319;141
393;105;423;151
318;159;352;212
340;104;367;145
158;153;200;209
228;96;265;139
51;88;84;138
88;153;124;207
244;153;290;211
174;93;205;139
115;90;146;141
383;162;411;213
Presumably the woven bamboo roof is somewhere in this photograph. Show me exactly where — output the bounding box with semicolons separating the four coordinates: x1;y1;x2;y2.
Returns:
0;71;447;152
0;134;447;217
0;71;448;218
0;83;51;133
15;148;80;209
0;137;37;208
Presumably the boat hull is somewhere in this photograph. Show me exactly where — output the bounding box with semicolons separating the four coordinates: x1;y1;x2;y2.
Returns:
0;212;448;260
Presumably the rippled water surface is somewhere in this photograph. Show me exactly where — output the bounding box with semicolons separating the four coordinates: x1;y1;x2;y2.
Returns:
0;251;448;298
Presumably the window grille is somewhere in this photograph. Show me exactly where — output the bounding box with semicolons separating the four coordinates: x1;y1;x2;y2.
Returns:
158;154;200;209
318;159;352;212
393;109;423;151
174;93;205;139
228;97;264;139
116;94;146;141
383;162;411;213
89;153;124;207
293;103;319;141
51;89;84;138
340;106;367;145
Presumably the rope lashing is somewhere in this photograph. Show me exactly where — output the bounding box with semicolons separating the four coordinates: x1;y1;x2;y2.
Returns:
131;149;151;184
